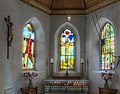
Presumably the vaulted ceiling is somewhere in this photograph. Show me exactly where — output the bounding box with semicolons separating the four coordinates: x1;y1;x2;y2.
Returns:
21;0;119;15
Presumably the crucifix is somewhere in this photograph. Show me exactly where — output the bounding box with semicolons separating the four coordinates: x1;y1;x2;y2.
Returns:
4;16;14;59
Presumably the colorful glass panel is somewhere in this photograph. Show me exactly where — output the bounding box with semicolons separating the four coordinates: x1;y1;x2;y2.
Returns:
60;29;74;69
22;23;35;69
101;23;115;70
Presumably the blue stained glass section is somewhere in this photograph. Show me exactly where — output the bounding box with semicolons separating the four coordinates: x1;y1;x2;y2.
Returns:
62;35;66;38
68;35;74;42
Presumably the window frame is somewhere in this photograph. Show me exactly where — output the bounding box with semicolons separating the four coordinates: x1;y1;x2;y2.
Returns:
54;22;80;77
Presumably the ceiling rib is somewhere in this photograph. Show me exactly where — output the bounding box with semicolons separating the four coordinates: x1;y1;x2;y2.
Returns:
51;10;86;15
51;0;55;9
81;0;86;10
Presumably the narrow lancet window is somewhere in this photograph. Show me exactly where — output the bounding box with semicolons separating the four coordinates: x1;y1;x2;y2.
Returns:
60;29;75;70
22;23;35;70
101;23;115;70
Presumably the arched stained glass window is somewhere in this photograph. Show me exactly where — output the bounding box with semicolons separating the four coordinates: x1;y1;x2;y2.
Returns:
22;23;35;70
60;29;75;70
101;23;115;70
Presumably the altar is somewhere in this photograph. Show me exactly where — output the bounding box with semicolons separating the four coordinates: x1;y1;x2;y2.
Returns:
43;79;89;94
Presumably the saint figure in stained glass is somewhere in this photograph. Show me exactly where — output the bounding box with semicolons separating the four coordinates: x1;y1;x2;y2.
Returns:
22;23;35;70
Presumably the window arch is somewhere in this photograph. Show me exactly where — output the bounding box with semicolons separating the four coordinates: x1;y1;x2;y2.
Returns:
101;23;115;70
54;22;80;76
60;28;75;70
22;23;35;70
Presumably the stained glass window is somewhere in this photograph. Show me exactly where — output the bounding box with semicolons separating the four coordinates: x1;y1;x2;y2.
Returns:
101;23;115;70
60;29;74;70
22;23;35;70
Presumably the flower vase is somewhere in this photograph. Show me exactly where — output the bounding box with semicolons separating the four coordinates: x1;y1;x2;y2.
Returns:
28;79;33;88
104;80;109;88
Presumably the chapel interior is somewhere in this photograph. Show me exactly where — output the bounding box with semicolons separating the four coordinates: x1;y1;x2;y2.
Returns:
1;0;120;94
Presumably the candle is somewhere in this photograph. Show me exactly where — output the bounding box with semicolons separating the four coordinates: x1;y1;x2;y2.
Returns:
81;58;84;64
51;58;54;64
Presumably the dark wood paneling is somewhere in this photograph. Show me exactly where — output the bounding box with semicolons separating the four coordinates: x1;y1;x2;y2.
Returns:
36;0;53;8
53;0;84;10
84;0;103;8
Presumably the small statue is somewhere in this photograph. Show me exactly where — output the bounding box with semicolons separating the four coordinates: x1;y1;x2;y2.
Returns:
4;16;14;46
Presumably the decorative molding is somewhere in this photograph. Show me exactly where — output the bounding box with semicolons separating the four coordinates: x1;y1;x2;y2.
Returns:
21;0;51;14
21;0;119;15
51;10;86;15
